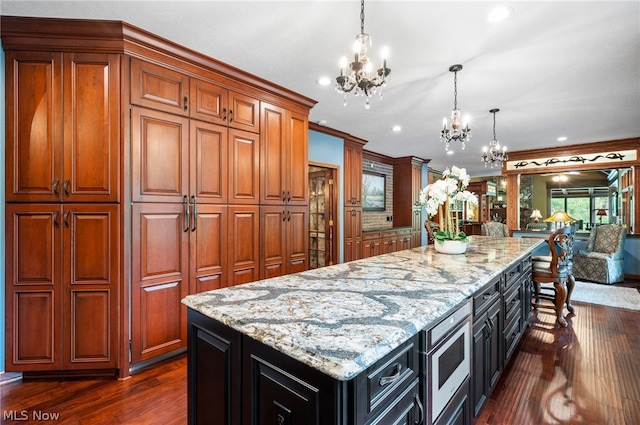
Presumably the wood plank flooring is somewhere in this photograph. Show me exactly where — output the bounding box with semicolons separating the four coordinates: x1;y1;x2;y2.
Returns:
2;286;639;424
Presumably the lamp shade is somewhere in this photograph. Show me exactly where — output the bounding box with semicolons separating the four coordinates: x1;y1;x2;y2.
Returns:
544;210;577;223
596;208;607;216
530;209;543;220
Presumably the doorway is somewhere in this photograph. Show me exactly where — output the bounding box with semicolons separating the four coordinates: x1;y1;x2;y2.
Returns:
309;163;339;268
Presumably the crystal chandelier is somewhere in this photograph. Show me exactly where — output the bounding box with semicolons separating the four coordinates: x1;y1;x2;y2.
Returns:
481;108;508;168
441;64;471;150
335;0;391;109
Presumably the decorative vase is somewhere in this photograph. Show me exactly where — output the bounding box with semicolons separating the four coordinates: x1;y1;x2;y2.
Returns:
434;240;468;255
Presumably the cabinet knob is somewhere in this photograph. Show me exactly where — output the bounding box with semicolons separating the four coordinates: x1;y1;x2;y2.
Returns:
222;107;227;121
183;96;188;111
229;109;234;123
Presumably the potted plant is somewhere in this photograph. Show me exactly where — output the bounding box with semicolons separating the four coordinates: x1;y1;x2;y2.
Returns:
420;166;478;254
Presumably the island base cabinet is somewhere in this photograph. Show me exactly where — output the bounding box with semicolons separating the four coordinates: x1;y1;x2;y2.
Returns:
433;379;471;425
187;309;241;425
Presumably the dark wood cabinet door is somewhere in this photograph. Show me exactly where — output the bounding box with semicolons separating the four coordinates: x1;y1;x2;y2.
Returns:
131;106;190;203
260;206;286;279
344;208;362;262
130;58;189;116
190;120;228;203
131;203;189;363
260;103;286;204
63;53;120;202
229;128;259;204
228;91;259;133
190;204;227;294
189;77;228;125
228;205;259;286
286;110;309;205
62;204;119;370
5;204;63;371
5;51;63;203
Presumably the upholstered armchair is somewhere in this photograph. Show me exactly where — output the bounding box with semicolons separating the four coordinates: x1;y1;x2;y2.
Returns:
481;221;510;237
572;224;627;284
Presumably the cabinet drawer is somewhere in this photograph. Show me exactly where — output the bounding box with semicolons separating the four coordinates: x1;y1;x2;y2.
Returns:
473;277;501;316
521;256;532;272
363;231;383;241
504;285;522;322
382;230;399;239
504;317;522;362
355;335;419;420
365;378;421;425
503;262;522;290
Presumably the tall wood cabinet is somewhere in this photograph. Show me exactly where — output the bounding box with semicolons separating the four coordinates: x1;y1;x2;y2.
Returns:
3;16;315;376
344;138;366;262
392;157;425;248
4;47;120;372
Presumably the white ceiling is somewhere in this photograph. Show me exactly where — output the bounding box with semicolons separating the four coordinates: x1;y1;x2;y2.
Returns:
2;0;639;177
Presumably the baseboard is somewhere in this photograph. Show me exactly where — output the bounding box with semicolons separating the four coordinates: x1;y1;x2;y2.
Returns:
624;273;640;282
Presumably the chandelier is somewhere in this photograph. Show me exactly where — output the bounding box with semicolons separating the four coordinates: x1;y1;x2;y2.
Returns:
441;64;471;150
481;108;508;168
335;0;391;109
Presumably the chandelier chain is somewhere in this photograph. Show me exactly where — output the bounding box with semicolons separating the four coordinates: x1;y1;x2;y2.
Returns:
360;0;365;34
453;70;458;110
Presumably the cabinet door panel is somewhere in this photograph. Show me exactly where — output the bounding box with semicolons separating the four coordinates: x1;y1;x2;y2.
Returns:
228;206;259;286
63;204;118;369
132;204;188;363
132;107;189;202
287;111;309;205
131;58;189;116
260;207;286;279
191;205;227;294
229;91;259;133
5;204;62;371
287;206;309;274
63;53;120;202
191;120;228;203
229;129;259;204
190;78;227;124
5;51;62;202
260;103;286;204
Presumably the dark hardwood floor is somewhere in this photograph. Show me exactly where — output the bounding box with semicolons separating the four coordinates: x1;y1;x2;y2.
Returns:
2;283;639;425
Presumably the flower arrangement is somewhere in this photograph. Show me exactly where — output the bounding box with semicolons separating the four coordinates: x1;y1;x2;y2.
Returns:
419;166;478;243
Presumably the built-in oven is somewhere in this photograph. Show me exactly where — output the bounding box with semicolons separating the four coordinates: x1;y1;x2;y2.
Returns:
423;300;472;424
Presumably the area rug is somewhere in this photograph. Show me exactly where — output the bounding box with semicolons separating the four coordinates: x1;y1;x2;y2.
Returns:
570;281;640;311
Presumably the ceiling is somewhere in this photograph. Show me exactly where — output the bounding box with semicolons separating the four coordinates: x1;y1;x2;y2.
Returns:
2;0;638;177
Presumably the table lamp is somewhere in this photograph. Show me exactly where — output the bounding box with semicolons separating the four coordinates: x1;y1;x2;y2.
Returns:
544;210;577;229
530;209;543;223
596;208;607;224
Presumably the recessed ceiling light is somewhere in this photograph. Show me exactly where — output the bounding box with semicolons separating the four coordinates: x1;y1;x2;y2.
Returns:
557;136;568;142
316;120;328;126
392;125;402;132
447;150;454;155
316;76;332;86
486;6;514;23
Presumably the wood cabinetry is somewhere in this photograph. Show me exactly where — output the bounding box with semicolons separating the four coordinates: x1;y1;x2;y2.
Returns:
3;16;314;376
260;103;309;205
393;157;425;248
4;46;120;374
362;227;413;259
5;204;119;372
344;208;363;262
344;138;366;262
260;206;309;279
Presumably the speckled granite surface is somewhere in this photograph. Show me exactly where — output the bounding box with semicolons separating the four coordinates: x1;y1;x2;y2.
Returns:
182;236;543;380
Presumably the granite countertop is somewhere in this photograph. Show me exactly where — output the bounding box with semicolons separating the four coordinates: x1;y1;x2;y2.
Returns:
182;236;543;381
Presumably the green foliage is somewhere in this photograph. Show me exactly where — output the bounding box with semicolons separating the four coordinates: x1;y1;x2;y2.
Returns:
434;230;468;243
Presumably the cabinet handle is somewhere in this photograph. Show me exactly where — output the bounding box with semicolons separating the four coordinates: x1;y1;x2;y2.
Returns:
282;210;287;221
286;191;291;203
63;210;70;228
287;210;291;221
53;210;60;228
222;107;227;121
52;179;60;197
277;414;285;425
229;109;234;123
63;179;70;197
282;190;287;202
379;363;402;386
487;318;494;335
191;195;197;232
183;195;190;232
413;393;424;425
183;96;188;111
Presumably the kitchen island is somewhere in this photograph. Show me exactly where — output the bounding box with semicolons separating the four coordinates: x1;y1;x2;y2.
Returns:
182;236;544;425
